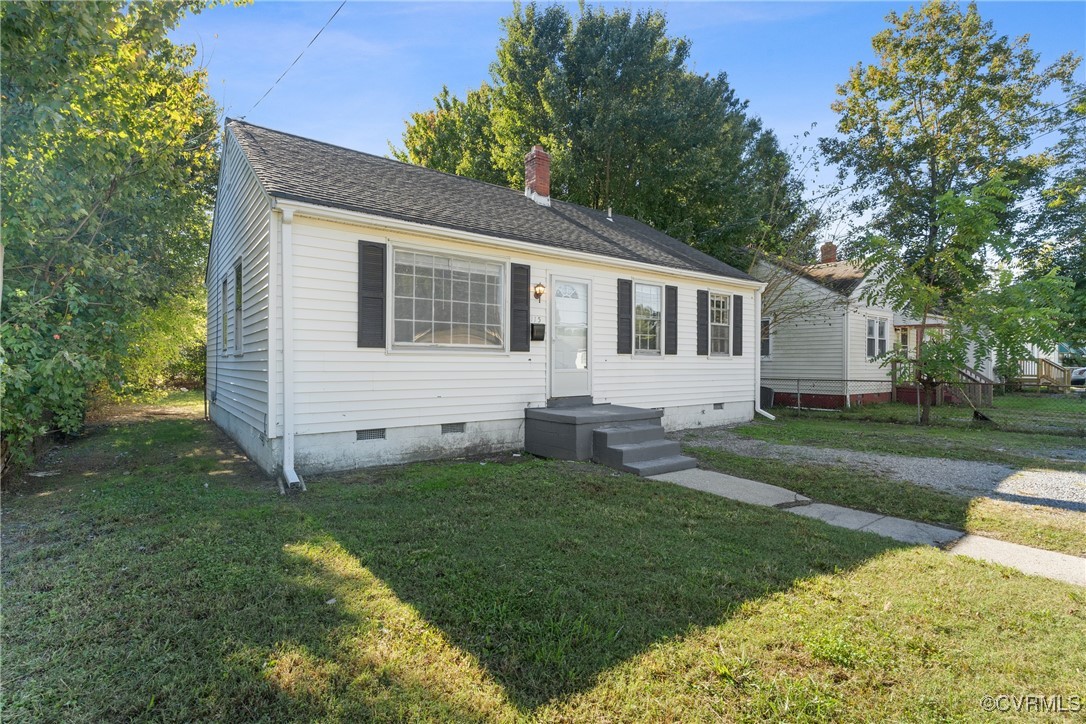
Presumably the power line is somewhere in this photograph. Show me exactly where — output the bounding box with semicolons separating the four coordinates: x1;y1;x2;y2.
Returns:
242;1;347;118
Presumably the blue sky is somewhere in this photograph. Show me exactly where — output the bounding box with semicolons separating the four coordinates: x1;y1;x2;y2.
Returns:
172;1;1085;167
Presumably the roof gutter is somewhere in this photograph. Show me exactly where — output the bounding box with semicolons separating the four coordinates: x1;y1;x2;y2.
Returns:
273;198;767;292
753;286;775;421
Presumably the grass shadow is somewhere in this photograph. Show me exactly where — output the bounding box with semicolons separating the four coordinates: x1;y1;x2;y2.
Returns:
304;457;902;710
2;413;904;719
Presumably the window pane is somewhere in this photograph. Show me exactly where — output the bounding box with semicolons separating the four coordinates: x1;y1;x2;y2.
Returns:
634;283;662;353
393;249;503;347
709;293;730;356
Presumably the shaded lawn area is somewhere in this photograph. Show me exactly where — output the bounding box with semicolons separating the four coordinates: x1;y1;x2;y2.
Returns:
3;409;1085;721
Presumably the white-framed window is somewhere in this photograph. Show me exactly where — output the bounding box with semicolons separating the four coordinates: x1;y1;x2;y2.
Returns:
220;278;229;353
710;293;731;356
634;282;662;354
392;249;504;348
867;318;888;359
898;329;909;351
233;260;243;353
760;317;772;358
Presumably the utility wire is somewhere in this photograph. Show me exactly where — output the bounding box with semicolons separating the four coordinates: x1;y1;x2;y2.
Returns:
242;1;348;118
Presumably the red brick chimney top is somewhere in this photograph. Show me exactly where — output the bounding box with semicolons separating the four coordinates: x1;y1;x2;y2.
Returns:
525;146;551;203
820;242;837;264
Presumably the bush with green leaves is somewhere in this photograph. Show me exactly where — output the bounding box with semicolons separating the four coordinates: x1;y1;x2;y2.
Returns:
1;1;220;470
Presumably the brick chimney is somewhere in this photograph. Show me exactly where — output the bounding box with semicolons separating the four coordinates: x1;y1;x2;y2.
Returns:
524;146;551;207
820;242;837;264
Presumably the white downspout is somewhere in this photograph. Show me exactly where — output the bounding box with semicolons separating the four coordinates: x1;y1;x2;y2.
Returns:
753;287;775;420
279;207;305;491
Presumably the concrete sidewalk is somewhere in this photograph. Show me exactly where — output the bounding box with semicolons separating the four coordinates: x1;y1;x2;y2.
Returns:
651;468;1085;587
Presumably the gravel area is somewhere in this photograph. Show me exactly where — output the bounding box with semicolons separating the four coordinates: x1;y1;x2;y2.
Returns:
676;427;1086;513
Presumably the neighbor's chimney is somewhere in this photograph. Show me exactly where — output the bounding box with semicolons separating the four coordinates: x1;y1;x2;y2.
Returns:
525;146;551;206
820;242;837;264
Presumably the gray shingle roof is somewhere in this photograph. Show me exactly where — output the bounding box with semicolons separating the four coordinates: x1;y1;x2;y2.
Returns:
227;119;754;282
798;260;866;296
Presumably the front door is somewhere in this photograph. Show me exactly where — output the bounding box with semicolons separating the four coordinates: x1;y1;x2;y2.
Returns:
550;278;591;398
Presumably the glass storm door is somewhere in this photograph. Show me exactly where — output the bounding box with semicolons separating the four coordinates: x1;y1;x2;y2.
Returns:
550;279;590;398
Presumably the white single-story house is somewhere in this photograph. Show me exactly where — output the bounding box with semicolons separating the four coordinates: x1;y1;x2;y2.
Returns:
753;243;1003;407
206;120;767;487
752;243;900;407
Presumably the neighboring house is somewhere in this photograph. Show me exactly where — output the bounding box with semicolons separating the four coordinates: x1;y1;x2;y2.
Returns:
754;244;1007;408
207;120;765;485
754;243;918;408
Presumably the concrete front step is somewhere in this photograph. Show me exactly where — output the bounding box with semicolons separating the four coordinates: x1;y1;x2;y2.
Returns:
621;454;699;477
593;422;667;447
595;439;682;468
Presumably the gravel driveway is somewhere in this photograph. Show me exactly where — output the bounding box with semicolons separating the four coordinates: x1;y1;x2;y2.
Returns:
675;427;1086;513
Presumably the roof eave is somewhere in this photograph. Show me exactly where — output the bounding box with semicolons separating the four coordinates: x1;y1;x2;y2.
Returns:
271;196;767;290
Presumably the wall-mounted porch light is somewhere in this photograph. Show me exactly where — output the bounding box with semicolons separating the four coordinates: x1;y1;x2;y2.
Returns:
533;282;546;302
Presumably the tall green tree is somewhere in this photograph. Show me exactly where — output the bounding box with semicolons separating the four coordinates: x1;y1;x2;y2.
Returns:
1;1;220;469
394;2;812;267
822;0;1080;294
827;0;1081;422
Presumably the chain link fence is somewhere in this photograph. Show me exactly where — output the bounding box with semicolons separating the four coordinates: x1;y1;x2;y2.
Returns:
761;377;1086;436
761;378;893;411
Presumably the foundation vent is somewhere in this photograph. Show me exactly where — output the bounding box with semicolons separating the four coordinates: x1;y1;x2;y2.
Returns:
356;428;386;441
441;422;466;435
713;402;725;410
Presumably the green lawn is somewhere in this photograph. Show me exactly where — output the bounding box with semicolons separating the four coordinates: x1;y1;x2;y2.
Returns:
3;405;1084;721
734;416;1086;470
776;394;1086;436
687;446;1086;557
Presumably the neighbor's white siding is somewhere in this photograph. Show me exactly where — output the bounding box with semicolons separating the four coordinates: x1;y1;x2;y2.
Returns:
206;130;272;447
283;214;758;471
847;278;895;381
756;261;846;381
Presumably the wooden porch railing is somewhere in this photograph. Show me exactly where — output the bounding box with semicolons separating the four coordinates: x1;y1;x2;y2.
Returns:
1015;357;1069;387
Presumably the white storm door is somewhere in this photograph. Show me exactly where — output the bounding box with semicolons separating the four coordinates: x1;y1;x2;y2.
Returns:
550;278;591;398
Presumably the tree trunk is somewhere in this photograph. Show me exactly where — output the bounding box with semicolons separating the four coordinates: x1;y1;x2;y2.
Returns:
920;380;935;425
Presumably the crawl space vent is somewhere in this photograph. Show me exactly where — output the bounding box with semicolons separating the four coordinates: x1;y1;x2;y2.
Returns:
713;402;725;410
441;422;466;435
356;428;386;441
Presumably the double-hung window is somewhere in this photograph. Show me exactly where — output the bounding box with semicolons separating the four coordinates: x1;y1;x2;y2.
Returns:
760;317;771;358
634;283;662;354
393;250;504;348
709;293;731;355
867;318;888;359
220;279;229;352
233;261;243;353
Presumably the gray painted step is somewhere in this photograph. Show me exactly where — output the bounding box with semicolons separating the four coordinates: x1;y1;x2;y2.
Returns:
595;439;683;468
593;422;667;447
621;455;698;477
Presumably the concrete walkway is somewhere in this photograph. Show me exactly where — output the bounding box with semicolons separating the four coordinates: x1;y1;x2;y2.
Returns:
651;468;1085;587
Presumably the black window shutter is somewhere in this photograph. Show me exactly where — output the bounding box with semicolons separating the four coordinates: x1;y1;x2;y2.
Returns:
696;290;708;356
665;285;678;355
617;279;632;354
358;241;386;348
510;264;530;351
732;294;744;356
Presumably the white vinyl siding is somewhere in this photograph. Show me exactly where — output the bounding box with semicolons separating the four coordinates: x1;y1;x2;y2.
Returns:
286;215;757;438
205;130;272;437
709;293;731;356
756;262;846;380
633;282;662;354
